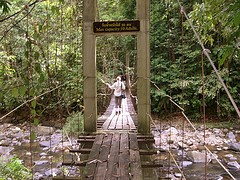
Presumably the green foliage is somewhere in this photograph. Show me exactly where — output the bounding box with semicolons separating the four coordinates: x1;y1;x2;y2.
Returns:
0;0;239;122
0;0;11;14
98;0;135;20
0;0;83;119
149;0;239;119
63;111;84;136
188;0;239;66
0;156;32;180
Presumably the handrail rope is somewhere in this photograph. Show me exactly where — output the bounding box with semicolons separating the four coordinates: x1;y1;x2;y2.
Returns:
149;79;237;179
128;88;138;103
168;150;187;180
0;78;86;121
176;0;240;120
182;111;237;180
46;0;53;176
25;4;34;179
59;1;66;170
202;48;208;179
180;7;186;175
128;77;138;100
150;80;184;111
97;76;114;96
167;9;172;171
147;113;187;179
204;146;236;180
127;81;138;104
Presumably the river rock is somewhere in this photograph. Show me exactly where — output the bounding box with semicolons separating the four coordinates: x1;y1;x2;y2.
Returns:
182;161;193;167
227;132;236;143
0;134;5;141
227;161;240;170
40;152;47;157
33;172;44;180
45;168;61;177
174;172;182;178
187;150;211;163
162;127;179;135
228;142;240;152
34;160;49;166
178;142;188;149
0;139;10;146
0;146;14;155
35;125;55;136
39;141;51;147
224;154;234;158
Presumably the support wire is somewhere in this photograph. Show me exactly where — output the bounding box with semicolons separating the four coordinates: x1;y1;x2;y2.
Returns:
177;0;240;120
149;79;237;179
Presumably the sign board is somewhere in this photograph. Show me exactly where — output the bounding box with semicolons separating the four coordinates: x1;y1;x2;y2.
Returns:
93;20;140;33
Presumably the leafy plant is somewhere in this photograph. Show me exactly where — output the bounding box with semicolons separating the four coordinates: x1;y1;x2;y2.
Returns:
63;111;84;136
0;156;32;180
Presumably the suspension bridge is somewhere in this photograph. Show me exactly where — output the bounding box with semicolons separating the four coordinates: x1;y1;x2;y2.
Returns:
0;0;239;179
53;0;240;179
58;93;147;180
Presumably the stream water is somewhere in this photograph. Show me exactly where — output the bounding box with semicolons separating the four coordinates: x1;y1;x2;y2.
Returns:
2;124;238;180
11;136;240;180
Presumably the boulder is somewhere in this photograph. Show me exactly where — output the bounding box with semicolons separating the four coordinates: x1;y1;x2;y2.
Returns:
182;161;193;167
227;161;240;170
35;125;55;136
161;127;179;137
228;142;240;152
227;132;236;143
0;146;14;155
187;150;211;163
45;168;61;177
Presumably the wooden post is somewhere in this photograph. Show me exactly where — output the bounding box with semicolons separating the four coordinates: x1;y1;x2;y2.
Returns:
83;0;97;133
82;0;150;134
136;0;150;134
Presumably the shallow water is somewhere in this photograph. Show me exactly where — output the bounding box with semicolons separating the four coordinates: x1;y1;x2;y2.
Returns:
11;132;240;179
140;149;240;180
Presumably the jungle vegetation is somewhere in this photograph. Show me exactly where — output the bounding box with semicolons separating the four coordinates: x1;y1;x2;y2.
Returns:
0;0;239;125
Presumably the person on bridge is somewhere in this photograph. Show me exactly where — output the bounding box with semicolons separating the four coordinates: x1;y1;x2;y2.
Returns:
107;75;126;115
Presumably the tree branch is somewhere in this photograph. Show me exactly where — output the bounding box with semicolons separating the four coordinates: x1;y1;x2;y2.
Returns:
0;0;43;23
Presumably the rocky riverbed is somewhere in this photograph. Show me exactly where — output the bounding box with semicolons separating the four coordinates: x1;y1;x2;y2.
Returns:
0;122;240;179
151;123;240;179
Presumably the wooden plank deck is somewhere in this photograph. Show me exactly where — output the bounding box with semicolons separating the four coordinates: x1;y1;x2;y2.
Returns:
82;94;142;180
56;93;145;180
100;96;137;132
82;132;142;180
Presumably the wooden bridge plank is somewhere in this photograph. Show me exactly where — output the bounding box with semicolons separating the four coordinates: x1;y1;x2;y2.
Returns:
78;94;143;179
122;114;129;129
126;112;136;130
116;114;123;129
119;133;130;179
108;114;118;129
105;133;120;180
94;134;113;179
102;109;115;129
83;134;104;179
129;133;143;180
122;99;128;113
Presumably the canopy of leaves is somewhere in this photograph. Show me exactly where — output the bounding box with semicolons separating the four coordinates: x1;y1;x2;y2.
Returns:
0;0;239;124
